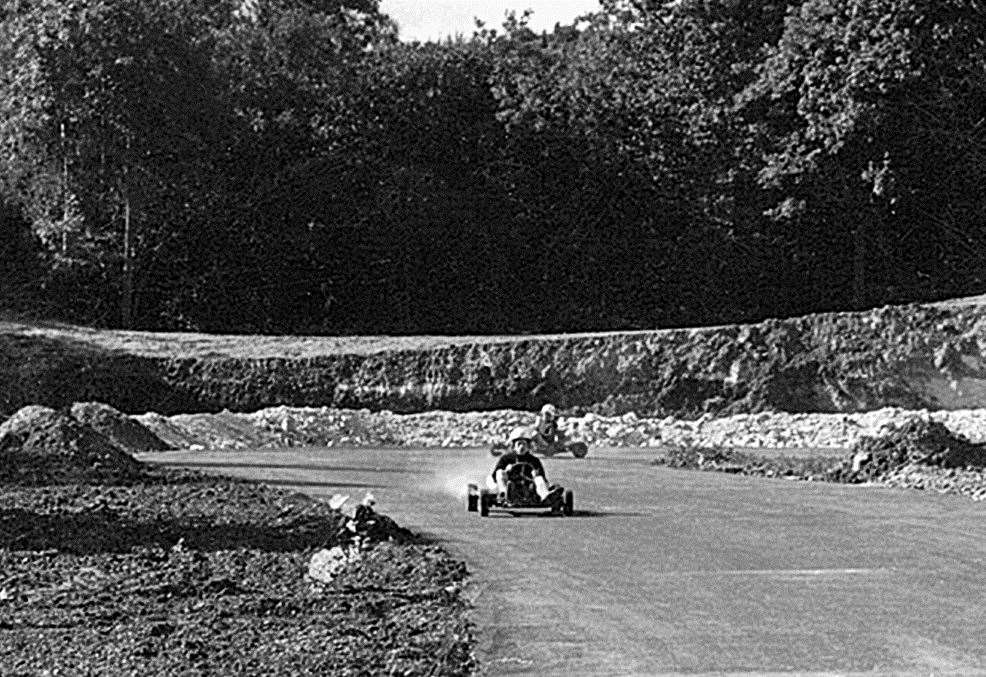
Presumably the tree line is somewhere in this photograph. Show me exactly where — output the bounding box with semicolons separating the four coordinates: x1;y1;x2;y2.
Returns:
2;0;985;334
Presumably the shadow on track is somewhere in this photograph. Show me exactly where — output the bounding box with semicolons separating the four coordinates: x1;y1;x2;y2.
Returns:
481;509;647;519
152;461;429;475
258;479;386;490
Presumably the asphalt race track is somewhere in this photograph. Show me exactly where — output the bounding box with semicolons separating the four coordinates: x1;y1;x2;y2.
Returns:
148;447;986;676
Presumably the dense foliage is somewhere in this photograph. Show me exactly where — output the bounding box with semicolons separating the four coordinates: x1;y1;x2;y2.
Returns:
1;0;984;333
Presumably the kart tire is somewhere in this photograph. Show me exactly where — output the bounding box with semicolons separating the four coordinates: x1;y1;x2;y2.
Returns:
467;484;478;512
569;442;589;458
563;489;574;516
479;492;490;517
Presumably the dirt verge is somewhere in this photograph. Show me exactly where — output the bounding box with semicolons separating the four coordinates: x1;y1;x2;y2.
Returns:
0;406;478;675
0;472;476;675
654;419;986;501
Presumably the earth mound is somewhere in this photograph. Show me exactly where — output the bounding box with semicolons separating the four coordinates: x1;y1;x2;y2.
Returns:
0;404;61;439
655;445;838;480
0;405;144;484
831;418;986;483
655;417;986;500
70;401;171;452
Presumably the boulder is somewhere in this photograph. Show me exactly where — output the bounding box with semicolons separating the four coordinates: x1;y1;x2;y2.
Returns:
308;545;361;584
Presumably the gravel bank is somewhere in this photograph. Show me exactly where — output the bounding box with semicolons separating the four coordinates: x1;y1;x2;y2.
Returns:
136;405;986;451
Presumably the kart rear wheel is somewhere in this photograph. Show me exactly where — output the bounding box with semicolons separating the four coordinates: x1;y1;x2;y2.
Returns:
563;490;574;516
467;484;478;512
569;442;589;458
479;492;490;517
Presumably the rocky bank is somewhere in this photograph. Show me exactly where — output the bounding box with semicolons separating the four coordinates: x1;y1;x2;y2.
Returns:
135;404;986;452
7;299;986;418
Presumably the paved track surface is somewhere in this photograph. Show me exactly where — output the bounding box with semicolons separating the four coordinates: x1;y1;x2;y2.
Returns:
147;447;986;676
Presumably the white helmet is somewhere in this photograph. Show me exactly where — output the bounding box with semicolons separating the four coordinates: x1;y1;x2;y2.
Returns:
507;426;534;445
540;403;558;419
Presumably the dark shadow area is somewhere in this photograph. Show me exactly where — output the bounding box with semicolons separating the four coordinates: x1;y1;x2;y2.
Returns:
153;460;429;475
0;507;350;555
571;510;648;518
486;509;647;519
0;498;416;555
377;529;447;548
255;479;386;490
0;334;201;417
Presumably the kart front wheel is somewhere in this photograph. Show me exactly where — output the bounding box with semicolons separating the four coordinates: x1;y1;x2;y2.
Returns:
479;492;490;517
467;484;478;512
563;490;574;516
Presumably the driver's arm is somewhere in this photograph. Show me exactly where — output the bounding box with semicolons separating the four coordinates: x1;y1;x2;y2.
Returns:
529;456;547;479
494;468;507;492
492;454;512;475
492;454;513;493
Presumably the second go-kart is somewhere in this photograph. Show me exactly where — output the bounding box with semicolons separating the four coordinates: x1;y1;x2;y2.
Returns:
467;462;574;517
490;439;589;458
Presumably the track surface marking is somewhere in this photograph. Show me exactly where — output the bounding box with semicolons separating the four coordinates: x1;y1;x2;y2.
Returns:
148;447;986;676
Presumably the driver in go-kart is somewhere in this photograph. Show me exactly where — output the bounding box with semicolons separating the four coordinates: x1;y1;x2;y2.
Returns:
533;403;566;452
487;426;563;502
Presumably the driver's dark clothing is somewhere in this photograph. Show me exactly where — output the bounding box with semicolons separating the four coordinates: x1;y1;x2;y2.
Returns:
491;451;546;480
535;416;560;443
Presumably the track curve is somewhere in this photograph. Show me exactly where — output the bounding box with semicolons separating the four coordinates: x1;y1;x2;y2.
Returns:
147;447;986;676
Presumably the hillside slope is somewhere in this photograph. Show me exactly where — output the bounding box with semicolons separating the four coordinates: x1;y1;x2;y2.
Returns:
4;299;986;418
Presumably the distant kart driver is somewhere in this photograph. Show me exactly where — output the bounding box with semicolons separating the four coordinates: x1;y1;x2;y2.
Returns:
487;426;563;502
532;403;566;452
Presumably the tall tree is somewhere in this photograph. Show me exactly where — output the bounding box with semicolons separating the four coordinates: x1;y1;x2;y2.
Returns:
741;0;986;306
0;0;237;326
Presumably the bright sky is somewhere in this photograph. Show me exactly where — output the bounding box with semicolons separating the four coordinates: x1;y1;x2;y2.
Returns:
380;0;601;42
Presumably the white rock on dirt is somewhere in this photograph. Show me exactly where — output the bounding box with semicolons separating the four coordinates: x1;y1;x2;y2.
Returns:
308;545;362;584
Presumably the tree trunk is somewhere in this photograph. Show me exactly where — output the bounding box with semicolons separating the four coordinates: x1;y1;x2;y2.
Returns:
121;187;134;328
852;220;866;308
61;121;68;255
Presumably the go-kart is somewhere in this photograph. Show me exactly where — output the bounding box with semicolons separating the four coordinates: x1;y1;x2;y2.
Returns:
490;438;589;458
467;462;574;517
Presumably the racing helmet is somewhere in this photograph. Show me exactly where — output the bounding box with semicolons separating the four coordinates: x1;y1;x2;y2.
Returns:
539;403;558;420
507;426;534;447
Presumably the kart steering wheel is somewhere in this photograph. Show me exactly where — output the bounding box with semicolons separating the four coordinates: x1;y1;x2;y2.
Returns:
505;462;536;481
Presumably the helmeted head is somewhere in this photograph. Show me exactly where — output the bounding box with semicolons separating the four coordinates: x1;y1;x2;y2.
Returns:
507;426;534;453
539;403;558;421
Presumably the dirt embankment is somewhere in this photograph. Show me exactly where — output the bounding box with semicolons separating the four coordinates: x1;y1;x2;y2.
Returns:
0;404;477;674
6;300;986;418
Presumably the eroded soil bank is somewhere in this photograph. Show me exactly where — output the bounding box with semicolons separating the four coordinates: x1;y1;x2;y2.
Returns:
6;300;986;418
